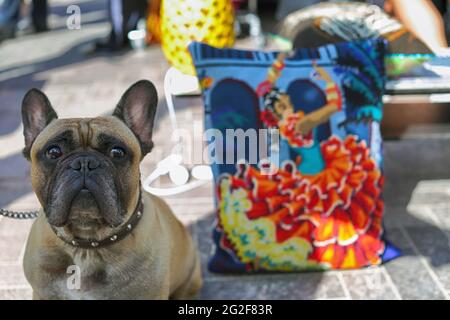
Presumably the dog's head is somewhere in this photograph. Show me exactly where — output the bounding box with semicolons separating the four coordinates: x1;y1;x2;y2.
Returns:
21;80;157;239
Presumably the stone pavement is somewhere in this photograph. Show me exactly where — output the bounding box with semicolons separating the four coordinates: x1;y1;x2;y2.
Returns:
0;0;449;300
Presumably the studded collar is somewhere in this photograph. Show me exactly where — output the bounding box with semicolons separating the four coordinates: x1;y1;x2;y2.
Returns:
52;193;144;249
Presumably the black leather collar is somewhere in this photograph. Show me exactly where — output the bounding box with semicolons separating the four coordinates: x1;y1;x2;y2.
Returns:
52;193;144;249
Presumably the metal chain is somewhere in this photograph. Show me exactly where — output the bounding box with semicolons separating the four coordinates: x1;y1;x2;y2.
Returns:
0;208;39;219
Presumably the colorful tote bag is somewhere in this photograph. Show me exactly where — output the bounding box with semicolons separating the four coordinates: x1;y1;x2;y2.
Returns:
189;39;400;273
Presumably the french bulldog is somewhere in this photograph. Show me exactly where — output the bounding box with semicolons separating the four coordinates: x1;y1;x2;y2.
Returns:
21;80;202;299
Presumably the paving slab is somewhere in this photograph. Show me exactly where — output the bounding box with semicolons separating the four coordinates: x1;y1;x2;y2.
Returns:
199;273;347;300
384;228;447;299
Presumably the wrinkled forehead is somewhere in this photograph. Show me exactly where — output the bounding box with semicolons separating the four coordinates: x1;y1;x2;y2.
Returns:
31;116;140;153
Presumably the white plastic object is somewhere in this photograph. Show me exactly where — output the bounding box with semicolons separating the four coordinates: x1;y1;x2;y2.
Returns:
142;68;211;196
169;164;190;186
191;165;213;181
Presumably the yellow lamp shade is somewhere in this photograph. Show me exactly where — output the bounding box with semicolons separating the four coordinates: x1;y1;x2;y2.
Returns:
160;0;235;75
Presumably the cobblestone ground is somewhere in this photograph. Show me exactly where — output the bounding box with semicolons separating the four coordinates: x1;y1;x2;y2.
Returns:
1;0;449;300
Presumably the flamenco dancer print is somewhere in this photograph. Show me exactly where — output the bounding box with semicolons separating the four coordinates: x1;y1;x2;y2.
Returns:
216;53;385;271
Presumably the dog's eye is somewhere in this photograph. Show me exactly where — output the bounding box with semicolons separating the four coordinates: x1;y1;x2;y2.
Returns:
46;146;63;160
110;147;126;159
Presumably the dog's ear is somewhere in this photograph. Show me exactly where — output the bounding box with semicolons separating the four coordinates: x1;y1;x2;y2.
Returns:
113;80;158;157
21;89;58;160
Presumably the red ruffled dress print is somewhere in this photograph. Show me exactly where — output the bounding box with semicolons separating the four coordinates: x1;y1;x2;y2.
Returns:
280;112;314;148
222;134;385;269
219;82;385;269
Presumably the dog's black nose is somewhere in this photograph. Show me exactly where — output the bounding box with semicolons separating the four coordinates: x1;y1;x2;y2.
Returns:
70;156;100;172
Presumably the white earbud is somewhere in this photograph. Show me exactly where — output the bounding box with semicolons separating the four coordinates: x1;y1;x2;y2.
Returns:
169;164;190;186
191;165;213;181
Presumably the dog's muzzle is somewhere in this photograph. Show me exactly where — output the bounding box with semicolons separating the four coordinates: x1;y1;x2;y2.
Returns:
44;152;124;228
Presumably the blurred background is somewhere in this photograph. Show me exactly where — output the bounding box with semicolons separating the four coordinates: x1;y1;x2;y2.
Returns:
0;0;449;300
